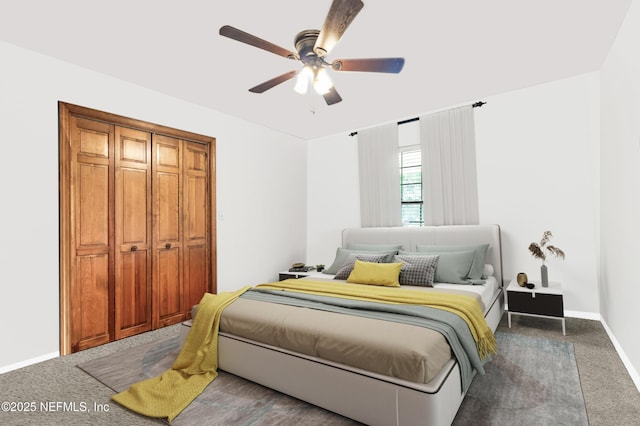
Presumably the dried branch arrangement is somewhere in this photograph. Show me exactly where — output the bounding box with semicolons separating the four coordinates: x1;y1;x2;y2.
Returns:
528;230;565;265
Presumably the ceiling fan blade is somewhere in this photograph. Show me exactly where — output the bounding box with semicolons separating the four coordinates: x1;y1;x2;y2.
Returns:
314;0;364;57
220;25;299;59
332;58;405;73
248;71;298;93
323;87;343;105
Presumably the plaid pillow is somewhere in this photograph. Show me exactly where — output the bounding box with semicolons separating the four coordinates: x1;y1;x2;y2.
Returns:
334;254;388;280
395;254;440;287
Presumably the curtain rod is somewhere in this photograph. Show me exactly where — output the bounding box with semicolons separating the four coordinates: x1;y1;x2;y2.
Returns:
348;101;486;137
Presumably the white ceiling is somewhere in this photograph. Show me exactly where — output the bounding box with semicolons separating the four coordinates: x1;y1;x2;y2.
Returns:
0;0;631;139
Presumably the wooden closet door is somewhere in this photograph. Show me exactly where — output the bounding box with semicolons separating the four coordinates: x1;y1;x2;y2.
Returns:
114;126;152;339
152;135;185;328
69;117;114;352
183;141;210;314
60;102;216;355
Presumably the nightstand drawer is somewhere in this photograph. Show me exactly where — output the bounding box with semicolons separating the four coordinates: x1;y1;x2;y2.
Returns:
279;270;328;281
508;291;564;317
279;272;308;281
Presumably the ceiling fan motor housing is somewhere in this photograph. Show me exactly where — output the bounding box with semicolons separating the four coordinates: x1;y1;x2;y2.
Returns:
295;30;321;59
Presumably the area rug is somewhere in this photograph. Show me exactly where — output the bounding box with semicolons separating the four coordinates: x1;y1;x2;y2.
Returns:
453;332;588;425
77;334;359;425
78;331;588;425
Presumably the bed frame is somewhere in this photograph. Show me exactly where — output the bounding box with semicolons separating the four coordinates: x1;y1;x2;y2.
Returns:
213;225;504;426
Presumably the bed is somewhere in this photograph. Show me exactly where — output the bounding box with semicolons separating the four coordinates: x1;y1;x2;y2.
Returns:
189;224;504;426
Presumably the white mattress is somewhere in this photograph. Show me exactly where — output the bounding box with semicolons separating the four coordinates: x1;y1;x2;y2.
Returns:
299;270;498;314
432;276;499;313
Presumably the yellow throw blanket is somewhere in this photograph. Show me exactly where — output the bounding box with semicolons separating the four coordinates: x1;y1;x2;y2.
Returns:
257;279;497;359
111;286;251;422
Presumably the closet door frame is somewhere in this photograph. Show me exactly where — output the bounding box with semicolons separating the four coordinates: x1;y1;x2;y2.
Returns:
58;101;217;355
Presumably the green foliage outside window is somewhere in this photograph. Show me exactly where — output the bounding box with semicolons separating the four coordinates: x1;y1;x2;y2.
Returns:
400;149;423;226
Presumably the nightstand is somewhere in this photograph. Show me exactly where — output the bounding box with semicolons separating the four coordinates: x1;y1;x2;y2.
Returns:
507;279;565;335
279;271;311;280
278;270;328;281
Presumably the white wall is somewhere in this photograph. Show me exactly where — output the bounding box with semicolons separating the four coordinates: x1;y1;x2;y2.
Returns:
600;0;640;386
475;73;601;316
306;133;361;266
0;41;307;372
307;73;601;317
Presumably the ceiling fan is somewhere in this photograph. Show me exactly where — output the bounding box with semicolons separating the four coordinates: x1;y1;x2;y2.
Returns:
219;0;405;105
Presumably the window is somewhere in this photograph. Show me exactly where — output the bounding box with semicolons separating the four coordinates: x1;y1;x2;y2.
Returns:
400;146;423;226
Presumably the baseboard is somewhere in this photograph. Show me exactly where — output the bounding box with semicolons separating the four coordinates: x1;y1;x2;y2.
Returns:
599;319;640;393
0;351;59;375
564;309;601;321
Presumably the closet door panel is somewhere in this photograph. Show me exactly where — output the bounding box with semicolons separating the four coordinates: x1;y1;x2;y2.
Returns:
119;169;149;244
115;127;152;339
152;135;184;327
118;250;150;331
76;164;110;253
70;117;114;351
184;244;208;310
185;175;207;240
74;255;110;351
183;142;210;313
156;248;182;326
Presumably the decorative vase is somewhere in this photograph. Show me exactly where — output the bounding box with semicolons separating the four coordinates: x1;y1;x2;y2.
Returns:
516;272;528;287
541;264;549;287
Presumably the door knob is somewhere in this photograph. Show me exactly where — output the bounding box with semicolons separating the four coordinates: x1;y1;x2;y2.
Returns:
165;243;172;249
131;245;137;251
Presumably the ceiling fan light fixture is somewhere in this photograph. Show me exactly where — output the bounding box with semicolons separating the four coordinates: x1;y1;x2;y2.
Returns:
294;66;314;94
219;0;401;106
313;67;333;95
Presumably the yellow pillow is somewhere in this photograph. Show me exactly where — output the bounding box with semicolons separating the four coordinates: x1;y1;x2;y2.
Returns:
346;260;402;287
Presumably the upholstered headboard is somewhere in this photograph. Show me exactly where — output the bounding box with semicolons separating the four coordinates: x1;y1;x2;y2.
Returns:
342;225;503;286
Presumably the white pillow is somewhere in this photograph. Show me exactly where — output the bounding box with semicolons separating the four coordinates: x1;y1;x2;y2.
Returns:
483;264;494;277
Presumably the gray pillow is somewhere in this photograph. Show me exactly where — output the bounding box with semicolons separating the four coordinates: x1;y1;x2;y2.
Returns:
415;244;489;280
324;248;398;275
431;250;476;284
334;254;389;280
394;254;439;287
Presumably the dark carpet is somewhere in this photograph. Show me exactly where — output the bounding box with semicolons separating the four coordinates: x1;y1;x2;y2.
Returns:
78;331;587;425
454;332;588;425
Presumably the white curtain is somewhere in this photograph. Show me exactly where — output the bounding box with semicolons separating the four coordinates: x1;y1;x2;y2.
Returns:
420;105;479;225
357;123;402;227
